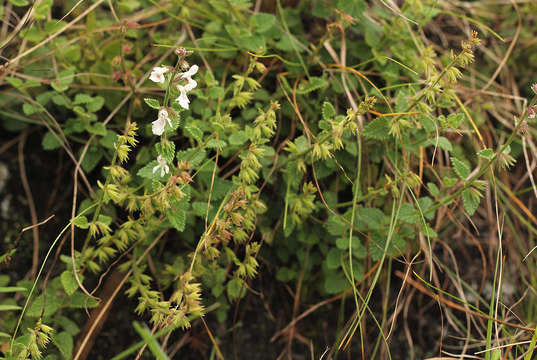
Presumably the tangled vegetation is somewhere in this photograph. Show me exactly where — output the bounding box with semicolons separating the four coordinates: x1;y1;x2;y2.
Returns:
2;0;537;359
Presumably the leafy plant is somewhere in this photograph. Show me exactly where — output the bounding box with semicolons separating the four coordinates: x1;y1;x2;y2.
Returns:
2;0;537;358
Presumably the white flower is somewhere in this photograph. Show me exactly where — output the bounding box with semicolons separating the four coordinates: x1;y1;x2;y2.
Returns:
183;64;199;79
184;77;197;92
152;108;172;136
175;65;199;109
149;66;169;83
152;155;169;177
176;85;190;109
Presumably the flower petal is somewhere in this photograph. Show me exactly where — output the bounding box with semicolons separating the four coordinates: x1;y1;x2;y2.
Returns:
176;86;190;109
158;109;169;120
152;118;166;136
184;64;199;78
184;78;197;92
149;67;168;83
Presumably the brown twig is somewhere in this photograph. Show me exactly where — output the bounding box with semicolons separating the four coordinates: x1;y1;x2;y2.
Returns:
18;128;39;279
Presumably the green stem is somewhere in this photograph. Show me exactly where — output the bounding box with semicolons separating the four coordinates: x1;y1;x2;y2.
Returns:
81;150;119;252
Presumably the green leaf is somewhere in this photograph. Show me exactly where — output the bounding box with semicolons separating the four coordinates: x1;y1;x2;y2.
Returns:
167;208;186;232
99;130;117;149
73;94;92;104
419;115;435;133
451;157;470;180
5;77;23;88
427;182;439;197
72;215;89;229
397;203;418;224
51;81;69;92
98;214;112;226
27;294;59;317
226;277;246;300
363;118;390;140
336;236;367;257
58;69;75;85
356;207;386;230
177;149;206;168
155;141;175;163
295;77;328;95
462;188;480;216
22;103;40;115
208;87;225;99
335;0;366;17
229;130;248;146
53;332;73;360
276;267;297;282
137;160;159;180
0;304;22;311
335;237;348;250
80;146;103;172
326;214;347;236
369;233;406;261
42;132;62;150
45;20;67;35
422;224;438;238
33;0;52;20
364;18;382;48
86;96;105;112
52;94;68;107
477;148;495;160
326;248;341;269
64;44;81;62
118;0;141;12
57;316;80;335
447;113;465;128
184;125;203;142
251;12;276;33
60;271;78;296
206;177;232;201
324;273;348;294
21;25;45;42
87;122;107;136
8;0;29;6
166;192;189;232
239;34;265;52
417;197;435;220
318;119;330;130
424;136;452;152
206;139;226;149
322;101;335;120
144;98;160;109
68;292;99;308
342;259;363;281
192;201;209;217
